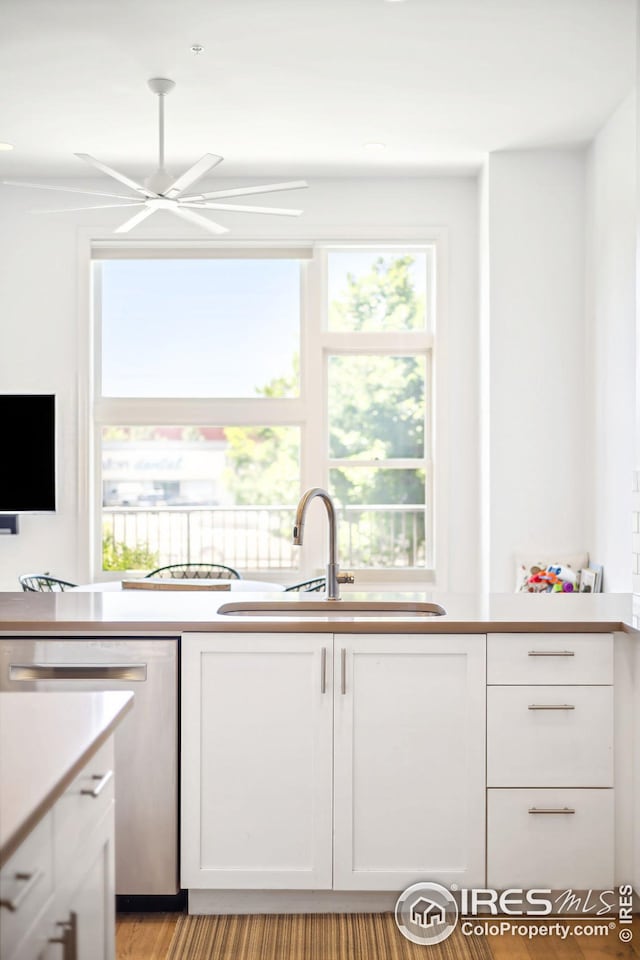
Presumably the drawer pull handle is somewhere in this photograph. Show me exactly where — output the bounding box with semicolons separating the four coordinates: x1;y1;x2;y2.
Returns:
528;807;576;815
528;650;575;657
528;704;575;710
0;868;44;912
81;769;113;798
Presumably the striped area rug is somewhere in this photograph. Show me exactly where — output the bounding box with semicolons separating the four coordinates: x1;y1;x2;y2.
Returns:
166;912;493;960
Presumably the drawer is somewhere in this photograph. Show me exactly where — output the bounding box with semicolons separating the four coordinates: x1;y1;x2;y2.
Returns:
0;813;54;960
53;739;114;876
487;634;613;685
487;686;613;787
487;788;614;890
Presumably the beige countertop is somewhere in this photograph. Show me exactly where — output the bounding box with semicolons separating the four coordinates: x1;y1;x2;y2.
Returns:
0;589;636;635
0;690;134;867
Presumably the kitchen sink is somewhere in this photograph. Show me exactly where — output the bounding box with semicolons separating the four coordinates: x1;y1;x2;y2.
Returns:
217;600;447;619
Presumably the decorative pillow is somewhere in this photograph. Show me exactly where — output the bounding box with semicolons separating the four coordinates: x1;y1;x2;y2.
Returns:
514;553;589;593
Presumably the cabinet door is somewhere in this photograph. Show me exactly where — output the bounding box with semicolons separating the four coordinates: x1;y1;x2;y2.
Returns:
67;811;115;960
334;634;486;890
181;633;333;889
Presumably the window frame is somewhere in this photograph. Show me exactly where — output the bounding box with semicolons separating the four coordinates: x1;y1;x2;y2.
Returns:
83;235;445;586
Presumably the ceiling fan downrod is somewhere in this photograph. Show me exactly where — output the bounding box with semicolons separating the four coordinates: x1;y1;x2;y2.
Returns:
147;78;175;192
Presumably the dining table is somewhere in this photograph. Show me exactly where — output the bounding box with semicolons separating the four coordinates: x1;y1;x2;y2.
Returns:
69;578;286;592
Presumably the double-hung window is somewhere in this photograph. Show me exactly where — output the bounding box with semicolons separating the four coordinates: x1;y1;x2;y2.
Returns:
91;241;435;581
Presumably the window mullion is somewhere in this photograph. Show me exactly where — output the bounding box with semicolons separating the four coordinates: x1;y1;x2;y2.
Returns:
299;249;327;576
94;397;306;426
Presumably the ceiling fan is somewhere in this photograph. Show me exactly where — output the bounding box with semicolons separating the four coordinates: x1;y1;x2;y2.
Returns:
2;78;308;235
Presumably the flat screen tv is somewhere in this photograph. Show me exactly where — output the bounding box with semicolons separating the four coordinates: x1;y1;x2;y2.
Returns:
0;394;56;513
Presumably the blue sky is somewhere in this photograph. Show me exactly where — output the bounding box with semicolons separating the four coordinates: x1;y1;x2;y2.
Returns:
100;258;300;397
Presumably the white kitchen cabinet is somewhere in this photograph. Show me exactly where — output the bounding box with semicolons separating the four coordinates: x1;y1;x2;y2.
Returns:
181;633;333;889
54;738;116;960
333;634;486;890
486;632;614;890
0;814;54;960
181;632;486;892
487;788;614;890
1;737;117;960
65;810;114;960
49;738;116;960
487;685;614;787
487;633;613;685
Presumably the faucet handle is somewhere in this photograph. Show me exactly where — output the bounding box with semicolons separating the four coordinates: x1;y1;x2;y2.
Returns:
337;571;355;584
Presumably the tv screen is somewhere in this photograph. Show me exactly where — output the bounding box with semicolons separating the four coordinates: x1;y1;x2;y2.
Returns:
0;394;56;513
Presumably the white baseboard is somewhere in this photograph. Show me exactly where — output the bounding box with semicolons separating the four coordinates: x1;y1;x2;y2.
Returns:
187;890;398;915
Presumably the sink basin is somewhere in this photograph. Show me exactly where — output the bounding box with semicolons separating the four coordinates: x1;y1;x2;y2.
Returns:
217;600;447;619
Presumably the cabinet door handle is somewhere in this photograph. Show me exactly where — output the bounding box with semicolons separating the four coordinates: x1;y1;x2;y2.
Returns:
528;807;576;815
527;650;575;657
340;648;346;695
81;769;113;798
0;868;44;912
528;704;575;710
49;912;78;960
320;647;327;694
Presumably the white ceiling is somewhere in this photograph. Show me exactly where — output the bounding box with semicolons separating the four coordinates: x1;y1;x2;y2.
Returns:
0;0;636;180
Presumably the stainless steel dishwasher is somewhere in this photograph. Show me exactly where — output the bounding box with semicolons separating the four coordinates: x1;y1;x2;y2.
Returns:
0;636;179;897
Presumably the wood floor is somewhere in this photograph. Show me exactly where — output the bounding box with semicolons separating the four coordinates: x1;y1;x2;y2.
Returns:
116;912;640;960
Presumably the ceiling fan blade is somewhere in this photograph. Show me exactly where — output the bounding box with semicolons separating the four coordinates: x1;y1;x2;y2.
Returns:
74;153;158;198
2;179;140;201
114;206;157;233
172;207;228;235
182;201;302;217
33;202;144;214
163;154;224;199
181;180;308;202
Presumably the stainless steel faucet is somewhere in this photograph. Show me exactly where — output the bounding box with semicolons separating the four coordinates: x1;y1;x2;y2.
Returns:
292;487;354;600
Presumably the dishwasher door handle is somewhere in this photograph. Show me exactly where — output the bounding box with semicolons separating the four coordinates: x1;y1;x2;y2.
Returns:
9;664;147;682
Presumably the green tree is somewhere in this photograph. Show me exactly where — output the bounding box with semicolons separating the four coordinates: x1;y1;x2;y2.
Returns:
329;255;425;331
102;532;159;571
223;424;299;506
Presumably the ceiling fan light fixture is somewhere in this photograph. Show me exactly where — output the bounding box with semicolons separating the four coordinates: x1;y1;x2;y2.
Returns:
1;79;308;235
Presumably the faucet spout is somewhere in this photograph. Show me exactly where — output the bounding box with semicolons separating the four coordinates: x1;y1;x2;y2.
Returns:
292;487;341;600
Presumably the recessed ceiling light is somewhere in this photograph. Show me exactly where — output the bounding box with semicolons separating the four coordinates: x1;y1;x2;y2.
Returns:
0;142;14;151
190;44;204;55
364;142;386;151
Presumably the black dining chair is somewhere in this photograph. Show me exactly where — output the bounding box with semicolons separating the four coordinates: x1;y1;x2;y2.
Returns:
284;577;327;593
145;563;242;580
19;573;77;592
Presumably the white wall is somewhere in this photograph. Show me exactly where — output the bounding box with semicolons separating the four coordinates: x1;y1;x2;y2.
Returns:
486;150;588;593
0;195;82;589
585;94;636;593
0;177;480;592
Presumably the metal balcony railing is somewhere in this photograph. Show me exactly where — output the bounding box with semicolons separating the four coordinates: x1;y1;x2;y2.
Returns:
102;503;427;571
